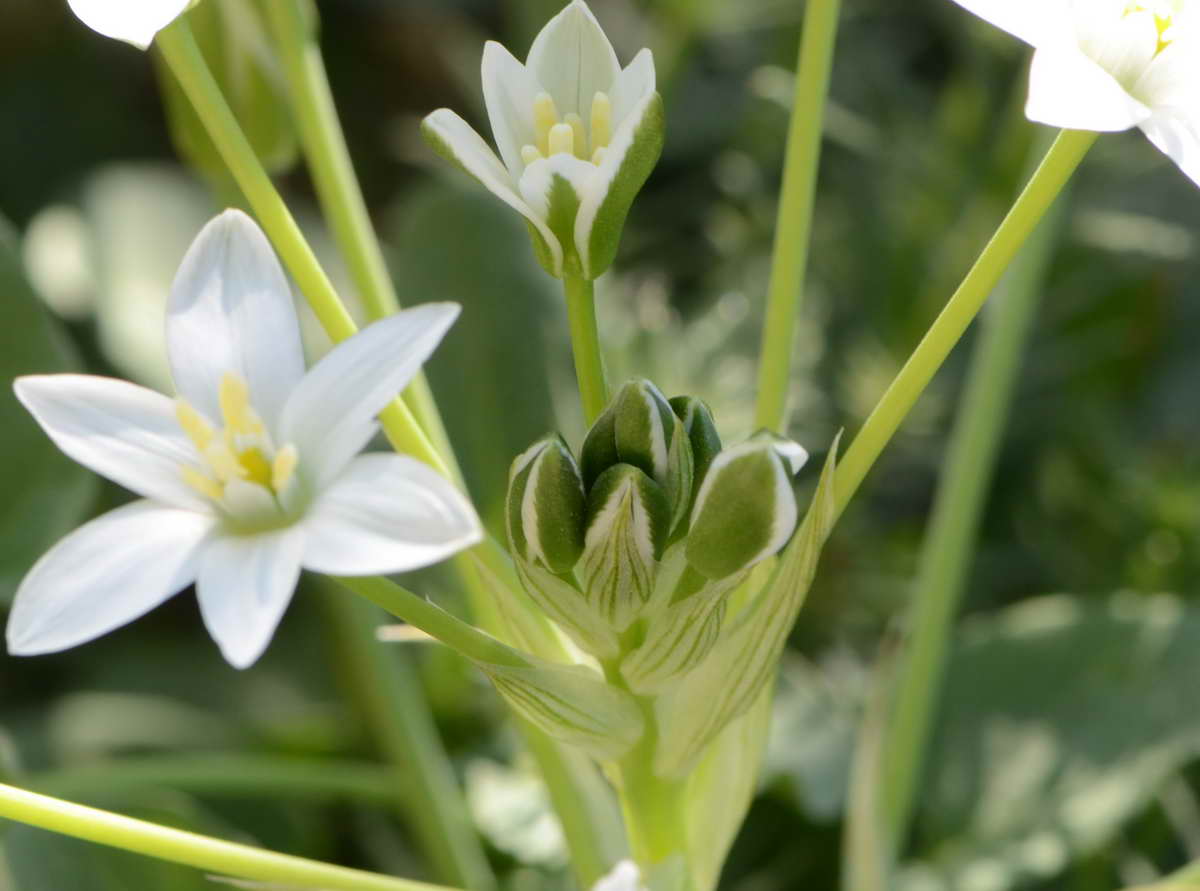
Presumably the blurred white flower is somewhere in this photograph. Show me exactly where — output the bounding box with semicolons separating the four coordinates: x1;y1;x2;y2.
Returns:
593;860;645;891
8;210;481;669
422;0;663;279
949;0;1200;185
66;0;193;50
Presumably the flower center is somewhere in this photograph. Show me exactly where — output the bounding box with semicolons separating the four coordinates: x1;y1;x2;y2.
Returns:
521;90;613;167
1124;1;1178;55
175;372;299;506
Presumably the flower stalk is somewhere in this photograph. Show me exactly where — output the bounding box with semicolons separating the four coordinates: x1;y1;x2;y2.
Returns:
754;0;843;433
564;271;610;423
0;782;458;891
832;127;1097;520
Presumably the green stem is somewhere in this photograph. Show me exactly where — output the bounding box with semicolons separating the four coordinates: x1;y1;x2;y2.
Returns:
880;133;1072;857
322;590;496;891
260;0;459;478
563;271;609;424
832;128;1096;520
754;0;842;432
0;783;457;891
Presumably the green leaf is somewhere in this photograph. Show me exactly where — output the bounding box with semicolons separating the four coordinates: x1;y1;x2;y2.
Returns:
655;438;839;777
0;219;96;605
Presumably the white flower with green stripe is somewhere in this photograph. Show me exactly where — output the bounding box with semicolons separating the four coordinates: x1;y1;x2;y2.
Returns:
421;0;664;279
7;210;481;669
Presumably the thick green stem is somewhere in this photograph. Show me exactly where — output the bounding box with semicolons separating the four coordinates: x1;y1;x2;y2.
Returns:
0;783;457;891
260;0;459;477
832;128;1096;519
880;134;1072;856
563;272;609;424
754;0;842;432
322;590;496;891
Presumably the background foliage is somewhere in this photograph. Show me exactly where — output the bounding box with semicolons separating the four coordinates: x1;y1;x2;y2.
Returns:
2;0;1200;889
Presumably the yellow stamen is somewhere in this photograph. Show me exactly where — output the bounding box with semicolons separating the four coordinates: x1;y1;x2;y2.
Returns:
237;446;273;488
218;373;262;435
534;92;558;156
565;113;587;159
272;444;299;492
521;144;543;165
181;466;224;501
548;122;574;156
205;442;246;483
590;92;612;151
175;400;214;452
591;146;607;165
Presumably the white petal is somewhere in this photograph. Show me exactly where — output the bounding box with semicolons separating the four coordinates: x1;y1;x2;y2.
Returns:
421;109;562;273
1026;46;1152;131
526;1;621;115
167;209;306;431
279;303;459;481
1132;38;1200;109
1140;110;1200;188
66;0;190;49
610;49;656;126
591;860;644;891
481;41;543;180
301;453;482;576
519;154;598;222
947;0;1070;47
196;527;305;669
1073;5;1159;89
14;374;208;510
7;501;212;655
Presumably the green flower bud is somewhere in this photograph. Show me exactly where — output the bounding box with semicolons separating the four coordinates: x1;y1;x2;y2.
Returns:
668;395;722;506
684;441;802;581
579;464;671;632
581;379;693;532
506;435;586;573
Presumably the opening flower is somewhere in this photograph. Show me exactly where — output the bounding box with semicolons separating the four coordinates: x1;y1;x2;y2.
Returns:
7;209;481;669
66;0;193;50
948;0;1200;186
422;0;664;279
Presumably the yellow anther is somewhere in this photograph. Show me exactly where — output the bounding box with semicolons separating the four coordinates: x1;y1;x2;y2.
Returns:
534;92;559;156
565;113;587;159
218;373;261;435
205;442;246;483
181;466;224;501
548;122;575;156
591;146;608;165
175;399;214;452
237;446;273;488
590;92;612;151
271;444;299;492
521;144;543;166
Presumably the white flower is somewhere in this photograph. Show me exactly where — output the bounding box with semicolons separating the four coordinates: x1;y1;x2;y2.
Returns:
422;0;663;280
949;0;1200;185
66;0;193;50
7;210;481;669
592;860;645;891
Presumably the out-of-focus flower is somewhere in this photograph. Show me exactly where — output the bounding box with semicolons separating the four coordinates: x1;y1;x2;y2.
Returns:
949;0;1200;185
592;860;645;891
7;210;480;669
422;0;664;279
66;0;194;50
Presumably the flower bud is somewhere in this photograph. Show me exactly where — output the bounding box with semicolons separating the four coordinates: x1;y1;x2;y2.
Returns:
506;435;586;573
581;379;693;532
578;464;671;632
669;395;721;503
684;440;802;581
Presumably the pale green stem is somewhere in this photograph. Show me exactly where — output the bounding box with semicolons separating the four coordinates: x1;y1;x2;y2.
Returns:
321;590;497;891
832;128;1097;520
260;0;459;477
156;21;621;881
754;0;842;432
0;783;458;891
880;133;1071;857
563;271;609;424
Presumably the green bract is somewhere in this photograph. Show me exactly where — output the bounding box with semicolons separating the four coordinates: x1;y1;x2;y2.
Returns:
420;1;664;279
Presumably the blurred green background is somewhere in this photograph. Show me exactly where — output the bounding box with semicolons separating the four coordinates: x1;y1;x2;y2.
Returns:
3;1;1200;889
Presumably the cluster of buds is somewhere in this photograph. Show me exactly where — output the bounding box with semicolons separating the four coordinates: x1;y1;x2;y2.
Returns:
506;380;808;699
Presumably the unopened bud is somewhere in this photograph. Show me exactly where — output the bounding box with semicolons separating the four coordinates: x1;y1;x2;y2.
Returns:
684;441;800;580
669;395;721;502
506;435;586;573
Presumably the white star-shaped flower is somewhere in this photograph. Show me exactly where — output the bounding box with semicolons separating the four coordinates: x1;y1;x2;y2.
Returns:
422;0;663;279
949;0;1200;185
7;210;481;669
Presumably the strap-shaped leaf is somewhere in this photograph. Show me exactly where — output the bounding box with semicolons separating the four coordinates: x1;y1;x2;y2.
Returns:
654;437;840;777
481;657;644;762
